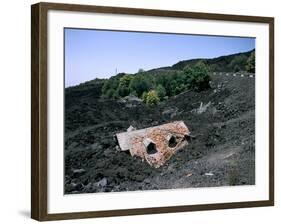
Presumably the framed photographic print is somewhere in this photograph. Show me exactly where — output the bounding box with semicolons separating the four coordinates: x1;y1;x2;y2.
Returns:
31;2;274;221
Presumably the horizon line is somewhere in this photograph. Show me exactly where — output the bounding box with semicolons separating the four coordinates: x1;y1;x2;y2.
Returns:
65;48;255;88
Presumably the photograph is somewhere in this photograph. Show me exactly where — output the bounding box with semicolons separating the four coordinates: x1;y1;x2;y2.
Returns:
64;28;256;194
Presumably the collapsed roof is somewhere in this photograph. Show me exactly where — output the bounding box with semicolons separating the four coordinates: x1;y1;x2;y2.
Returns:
116;121;190;168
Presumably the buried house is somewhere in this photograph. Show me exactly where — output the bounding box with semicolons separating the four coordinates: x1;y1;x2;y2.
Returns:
116;121;191;168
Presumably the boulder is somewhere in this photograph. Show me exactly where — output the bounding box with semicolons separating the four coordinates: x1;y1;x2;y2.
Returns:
72;168;86;177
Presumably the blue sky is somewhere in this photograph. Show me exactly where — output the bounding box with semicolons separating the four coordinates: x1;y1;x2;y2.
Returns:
65;28;255;87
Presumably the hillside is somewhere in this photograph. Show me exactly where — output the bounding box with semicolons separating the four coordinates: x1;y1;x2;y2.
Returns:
170;49;254;71
67;49;255;91
64;51;255;194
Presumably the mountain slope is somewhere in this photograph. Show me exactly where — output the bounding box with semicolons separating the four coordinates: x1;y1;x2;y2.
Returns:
64;70;255;193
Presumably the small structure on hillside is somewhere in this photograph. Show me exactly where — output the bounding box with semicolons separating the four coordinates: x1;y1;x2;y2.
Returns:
116;121;191;168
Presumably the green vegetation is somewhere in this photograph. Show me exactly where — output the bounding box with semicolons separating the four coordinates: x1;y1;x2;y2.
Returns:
172;49;255;73
156;84;166;101
117;74;132;97
68;49;255;93
101;61;211;105
102;77;119;99
141;91;148;103
145;90;160;106
183;61;211;91
99;50;255;105
228;54;247;72
129;74;152;97
246;51;255;73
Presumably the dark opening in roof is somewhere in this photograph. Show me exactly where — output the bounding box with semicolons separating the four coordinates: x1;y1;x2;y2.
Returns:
168;135;178;148
146;142;157;154
185;134;191;142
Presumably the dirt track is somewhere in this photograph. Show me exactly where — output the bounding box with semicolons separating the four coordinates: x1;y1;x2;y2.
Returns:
64;72;255;194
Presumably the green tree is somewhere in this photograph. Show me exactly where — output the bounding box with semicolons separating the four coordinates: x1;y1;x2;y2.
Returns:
157;72;174;96
184;61;211;91
141;91;148;103
117;74;132;97
101;80;111;96
129;75;152;97
119;75;133;88
229;55;247;72
112;90;119;99
130;90;138;97
101;78;119;97
117;85;129;97
246;51;255;73
104;89;115;98
156;84;166;100
145;90;159;106
209;64;220;72
234;65;240;72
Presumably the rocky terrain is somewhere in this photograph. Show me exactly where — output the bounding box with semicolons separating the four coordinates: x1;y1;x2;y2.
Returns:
64;71;255;194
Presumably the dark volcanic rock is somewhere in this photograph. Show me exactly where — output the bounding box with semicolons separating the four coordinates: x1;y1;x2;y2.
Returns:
65;72;255;194
72;168;86;178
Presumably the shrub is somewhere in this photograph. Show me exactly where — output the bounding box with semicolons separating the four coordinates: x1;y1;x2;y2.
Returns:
141;91;148;103
130;90;138;97
228;55;247;72
117;85;130;97
112;90;120;99
145;90;159;106
209;64;220;72
101;78;119;97
119;75;133;88
156;84;166;100
101;80;111;96
157;72;175;97
184;61;211;91
246;51;255;73
104;89;115;98
129;75;152;97
117;74;132;97
234;65;240;72
101;59;212;101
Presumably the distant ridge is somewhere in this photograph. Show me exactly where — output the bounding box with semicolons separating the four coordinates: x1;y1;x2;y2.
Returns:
147;49;255;72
